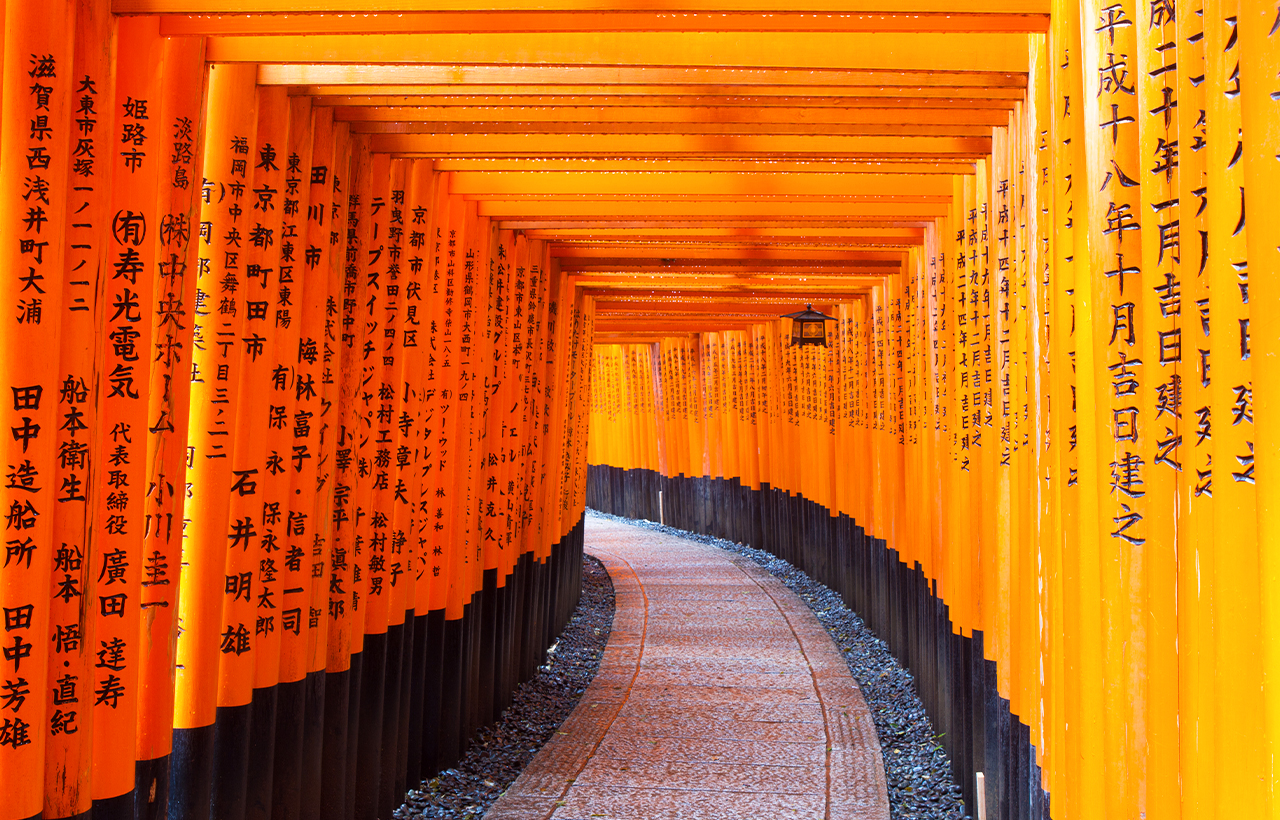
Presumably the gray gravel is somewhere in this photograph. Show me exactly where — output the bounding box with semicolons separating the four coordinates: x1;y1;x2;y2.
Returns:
395;513;965;820
584;508;967;820
395;554;615;820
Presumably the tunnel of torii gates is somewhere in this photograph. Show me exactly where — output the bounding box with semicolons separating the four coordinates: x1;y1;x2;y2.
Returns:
0;0;1277;819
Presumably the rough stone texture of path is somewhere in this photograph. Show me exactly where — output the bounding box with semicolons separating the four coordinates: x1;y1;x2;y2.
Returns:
485;516;890;820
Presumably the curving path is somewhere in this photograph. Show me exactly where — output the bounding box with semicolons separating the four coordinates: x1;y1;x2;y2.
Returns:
485;516;890;820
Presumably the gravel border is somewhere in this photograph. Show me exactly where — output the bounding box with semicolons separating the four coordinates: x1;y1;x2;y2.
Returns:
584;508;967;820
395;554;616;820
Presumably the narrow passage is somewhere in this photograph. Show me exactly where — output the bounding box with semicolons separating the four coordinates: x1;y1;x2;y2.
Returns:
486;517;890;820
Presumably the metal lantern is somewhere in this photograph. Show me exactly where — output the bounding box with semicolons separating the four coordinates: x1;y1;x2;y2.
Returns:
781;304;836;347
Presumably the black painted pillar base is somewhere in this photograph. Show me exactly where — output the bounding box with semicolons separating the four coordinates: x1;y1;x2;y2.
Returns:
585;464;1051;819
135;754;170;820
150;513;588;820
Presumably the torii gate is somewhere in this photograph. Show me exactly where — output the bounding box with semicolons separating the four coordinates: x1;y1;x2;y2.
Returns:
1;2;1278;820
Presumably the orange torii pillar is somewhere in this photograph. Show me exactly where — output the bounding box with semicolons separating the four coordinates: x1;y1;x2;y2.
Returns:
136;31;207;820
45;2;115;818
0;4;76;820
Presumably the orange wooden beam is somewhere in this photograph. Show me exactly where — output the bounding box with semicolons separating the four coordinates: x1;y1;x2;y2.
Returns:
335;105;1012;127
447;171;955;197
369;133;990;159
296;87;1027;104
523;226;926;242
551;245;906;261
570;273;893;288
498;218;936;229
120;0;1048;11
593;322;779;334
593;293;856;303
259;65;1027;90
207;32;1032;72
592;332;706;343
583;267;907;283
350;121;995;139
434;159;979;174
153;9;1047;35
474;198;953;217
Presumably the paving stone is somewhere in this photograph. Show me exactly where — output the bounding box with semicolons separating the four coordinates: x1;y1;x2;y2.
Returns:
549;785;828;820
592;736;827;768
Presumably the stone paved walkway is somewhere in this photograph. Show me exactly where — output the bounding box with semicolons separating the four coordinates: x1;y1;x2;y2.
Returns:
485;516;890;820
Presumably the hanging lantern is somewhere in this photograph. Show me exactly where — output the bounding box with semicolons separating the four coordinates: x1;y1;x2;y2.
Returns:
781;304;836;347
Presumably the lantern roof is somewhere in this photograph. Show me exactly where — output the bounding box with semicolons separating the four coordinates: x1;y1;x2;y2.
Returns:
780;304;836;323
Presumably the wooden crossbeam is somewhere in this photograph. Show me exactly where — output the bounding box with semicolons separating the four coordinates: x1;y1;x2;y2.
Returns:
475;198;952;217
121;0;1048;7
570;273;893;288
311;94;1021;109
592;298;861;312
551;246;905;262
523;227;926;242
120;0;1047;11
446;171;954;198
566;266;900;276
592;322;780;335
153;9;1048;34
433;159;977;174
499;219;936;229
351;122;995;139
592;332;705;342
208;32;1031;72
370;133;990;159
335;105;1012;127
297;87;1028;103
260;65;1027;88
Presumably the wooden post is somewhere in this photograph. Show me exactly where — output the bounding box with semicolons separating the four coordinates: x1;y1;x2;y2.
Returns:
170;60;257;820
135;31;208;820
